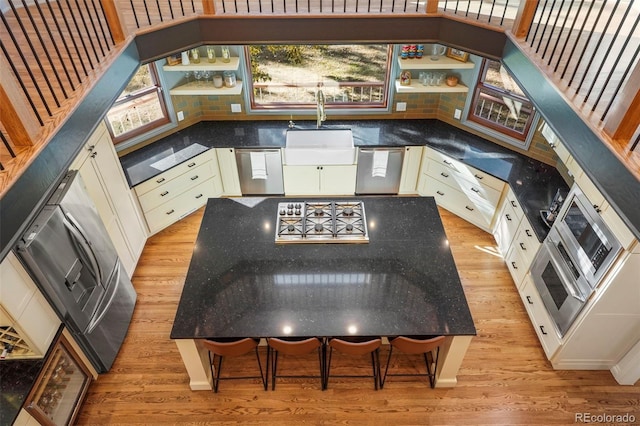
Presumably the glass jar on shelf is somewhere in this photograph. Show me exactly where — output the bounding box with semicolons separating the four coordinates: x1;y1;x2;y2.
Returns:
223;71;236;88
207;46;216;63
190;48;200;64
221;46;231;63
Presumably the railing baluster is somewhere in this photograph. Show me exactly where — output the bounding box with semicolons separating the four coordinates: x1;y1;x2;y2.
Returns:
0;24;50;121
155;0;164;22
575;0;621;94
81;0;106;57
566;0;605;87
601;40;640;121
92;0;114;48
591;5;638;111
7;1;61;107
33;0;75;91
168;0;175;19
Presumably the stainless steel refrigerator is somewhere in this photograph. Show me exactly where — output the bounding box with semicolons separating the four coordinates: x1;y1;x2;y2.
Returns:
15;170;136;373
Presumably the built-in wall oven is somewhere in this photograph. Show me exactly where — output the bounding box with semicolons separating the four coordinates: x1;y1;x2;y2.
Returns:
530;185;622;337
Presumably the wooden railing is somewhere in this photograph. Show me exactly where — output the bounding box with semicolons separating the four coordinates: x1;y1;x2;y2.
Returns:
1;0;639;175
253;81;386;104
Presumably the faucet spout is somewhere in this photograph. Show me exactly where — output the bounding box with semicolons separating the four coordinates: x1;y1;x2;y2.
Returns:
316;86;326;128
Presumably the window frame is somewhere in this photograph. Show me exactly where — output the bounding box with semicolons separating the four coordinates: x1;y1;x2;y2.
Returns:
244;44;394;113
467;59;536;141
105;63;170;144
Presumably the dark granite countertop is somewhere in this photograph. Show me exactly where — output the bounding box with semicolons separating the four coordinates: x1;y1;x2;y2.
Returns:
170;197;476;339
120;119;569;241
0;359;44;426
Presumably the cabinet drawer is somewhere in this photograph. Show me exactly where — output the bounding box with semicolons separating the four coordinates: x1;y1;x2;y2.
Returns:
520;276;562;359
134;149;215;197
502;187;524;222
420;175;495;230
144;178;218;234
493;199;521;253
138;161;216;212
505;244;527;288
513;218;541;267
423;147;504;191
425;159;502;207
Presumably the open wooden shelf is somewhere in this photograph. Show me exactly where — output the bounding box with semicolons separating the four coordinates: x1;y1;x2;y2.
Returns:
397;56;475;70
395;80;469;93
163;57;240;72
169;80;243;96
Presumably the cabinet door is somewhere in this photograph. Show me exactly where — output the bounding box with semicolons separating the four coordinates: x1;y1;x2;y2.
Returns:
283;165;320;195
319;165;356;195
399;146;423;194
216;148;242;196
75;128;146;277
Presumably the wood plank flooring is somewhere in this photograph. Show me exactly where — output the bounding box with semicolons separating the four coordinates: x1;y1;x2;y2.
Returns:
75;204;639;425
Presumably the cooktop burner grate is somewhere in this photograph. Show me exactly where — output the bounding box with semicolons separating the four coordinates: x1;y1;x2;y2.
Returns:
275;200;368;244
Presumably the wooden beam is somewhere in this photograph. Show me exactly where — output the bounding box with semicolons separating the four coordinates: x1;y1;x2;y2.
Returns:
100;0;126;43
604;62;640;143
0;86;32;147
512;0;539;39
426;0;438;14
202;0;216;15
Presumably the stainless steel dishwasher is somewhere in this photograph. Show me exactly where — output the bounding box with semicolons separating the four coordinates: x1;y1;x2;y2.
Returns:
355;147;405;194
235;149;285;195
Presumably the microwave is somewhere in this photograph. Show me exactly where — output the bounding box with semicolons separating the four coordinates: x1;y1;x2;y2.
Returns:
551;185;622;290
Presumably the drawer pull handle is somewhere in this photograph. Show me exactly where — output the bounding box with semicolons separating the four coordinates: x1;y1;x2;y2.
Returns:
436;190;444;196
166;209;175;215
539;326;548;335
156;177;165;184
525;229;532;237
160;191;169;197
465;206;474;211
195;194;203;199
526;296;533;304
87;144;95;152
188;162;196;167
511;261;517;269
90;152;98;159
519;243;526;250
510;200;517;208
593;204;601;213
440;172;449;178
471;187;480;193
505;214;512;221
191;175;199;181
474;174;483;180
443;159;452;166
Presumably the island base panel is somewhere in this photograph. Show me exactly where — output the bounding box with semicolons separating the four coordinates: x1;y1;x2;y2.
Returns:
434;335;473;388
175;339;212;391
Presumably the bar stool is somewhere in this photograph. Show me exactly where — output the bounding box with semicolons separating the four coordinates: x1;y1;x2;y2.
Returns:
267;337;325;390
325;337;382;390
381;335;445;388
201;338;266;393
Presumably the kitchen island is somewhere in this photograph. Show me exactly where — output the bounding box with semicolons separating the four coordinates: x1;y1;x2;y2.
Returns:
170;196;476;389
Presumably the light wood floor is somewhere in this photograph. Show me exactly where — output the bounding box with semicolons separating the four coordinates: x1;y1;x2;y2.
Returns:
75;205;639;425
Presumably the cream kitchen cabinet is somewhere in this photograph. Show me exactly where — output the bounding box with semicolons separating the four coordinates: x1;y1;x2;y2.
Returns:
519;274;562;359
418;147;505;232
134;149;223;234
551;252;640;371
398;146;423;194
283;165;357;195
70;123;147;277
0;252;60;358
215;148;242;196
493;187;540;288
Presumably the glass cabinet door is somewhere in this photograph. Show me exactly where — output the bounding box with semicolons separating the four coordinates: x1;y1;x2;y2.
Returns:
25;331;92;425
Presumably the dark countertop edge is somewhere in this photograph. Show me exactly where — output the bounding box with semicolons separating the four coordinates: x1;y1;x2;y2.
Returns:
120;119;569;241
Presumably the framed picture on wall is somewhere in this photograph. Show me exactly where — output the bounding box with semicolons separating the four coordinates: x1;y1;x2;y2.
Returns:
446;48;469;63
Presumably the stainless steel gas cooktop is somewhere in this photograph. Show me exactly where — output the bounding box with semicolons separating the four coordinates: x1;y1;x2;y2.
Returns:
275;201;369;244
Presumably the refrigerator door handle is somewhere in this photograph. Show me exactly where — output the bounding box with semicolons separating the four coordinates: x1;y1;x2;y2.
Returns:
63;212;103;286
86;263;121;334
